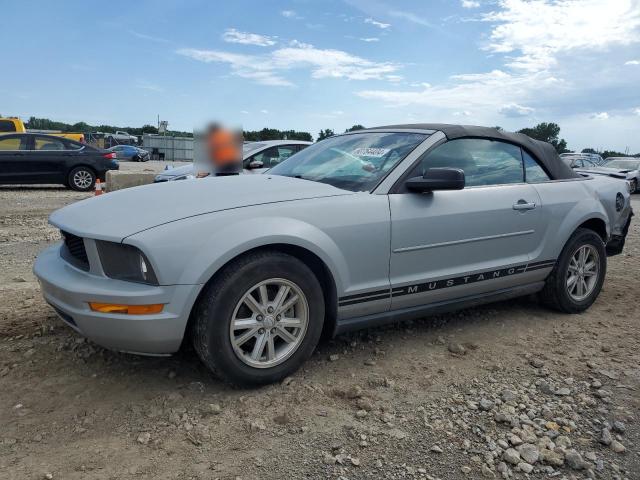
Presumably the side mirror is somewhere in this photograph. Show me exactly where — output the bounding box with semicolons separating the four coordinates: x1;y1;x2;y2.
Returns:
248;160;264;170
406;167;465;193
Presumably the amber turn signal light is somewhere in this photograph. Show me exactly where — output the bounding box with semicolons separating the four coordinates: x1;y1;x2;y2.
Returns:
89;303;164;315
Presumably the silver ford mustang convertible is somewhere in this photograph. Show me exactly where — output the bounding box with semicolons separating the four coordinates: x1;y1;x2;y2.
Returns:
34;124;633;385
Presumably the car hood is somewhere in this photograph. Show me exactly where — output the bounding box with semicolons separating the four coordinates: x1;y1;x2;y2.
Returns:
49;174;352;241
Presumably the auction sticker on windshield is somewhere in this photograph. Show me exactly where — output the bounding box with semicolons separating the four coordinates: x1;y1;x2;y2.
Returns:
352;148;390;157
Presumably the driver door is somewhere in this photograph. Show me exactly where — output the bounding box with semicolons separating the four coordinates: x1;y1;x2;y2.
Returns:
388;138;545;310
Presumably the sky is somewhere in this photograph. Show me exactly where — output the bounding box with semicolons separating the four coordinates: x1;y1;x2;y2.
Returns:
1;0;640;152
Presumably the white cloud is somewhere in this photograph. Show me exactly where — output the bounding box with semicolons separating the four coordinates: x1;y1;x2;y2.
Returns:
289;39;313;49
177;49;293;86
281;10;299;19
453;110;473;116
271;45;398;80
498;103;535;117
386;74;404;82
635;107;640;116
260;109;269;114
177;43;399;86
364;18;391;29
590;112;609;120
482;0;640;72
355;0;640;126
625;59;640;65
222;28;276;47
360;37;380;42
388;10;432;27
357;69;560;112
461;0;480;7
240;110;249;114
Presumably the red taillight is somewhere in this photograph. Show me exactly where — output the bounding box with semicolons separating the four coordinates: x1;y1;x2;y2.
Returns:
103;152;116;159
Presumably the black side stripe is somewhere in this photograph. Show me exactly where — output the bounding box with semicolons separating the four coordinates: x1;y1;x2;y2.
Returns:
339;289;389;302
338;259;556;307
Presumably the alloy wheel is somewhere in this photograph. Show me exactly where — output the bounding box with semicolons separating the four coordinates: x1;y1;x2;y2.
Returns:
73;170;93;189
229;278;309;368
566;244;600;301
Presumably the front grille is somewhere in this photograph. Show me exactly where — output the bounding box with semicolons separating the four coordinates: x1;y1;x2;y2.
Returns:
61;230;89;270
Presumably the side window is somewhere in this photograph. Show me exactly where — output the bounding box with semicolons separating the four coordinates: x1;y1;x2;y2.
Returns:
0;136;27;150
523;151;550;183
411;138;524;187
65;141;83;151
274;146;297;165
249;145;295;168
34;137;65;151
0;120;17;132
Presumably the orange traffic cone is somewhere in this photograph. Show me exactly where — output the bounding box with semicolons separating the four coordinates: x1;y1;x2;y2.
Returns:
95;179;103;196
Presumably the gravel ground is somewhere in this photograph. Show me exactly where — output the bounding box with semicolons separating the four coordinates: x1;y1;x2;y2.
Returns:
0;181;638;480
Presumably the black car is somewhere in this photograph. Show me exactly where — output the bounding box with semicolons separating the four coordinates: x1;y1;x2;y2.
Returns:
0;133;119;191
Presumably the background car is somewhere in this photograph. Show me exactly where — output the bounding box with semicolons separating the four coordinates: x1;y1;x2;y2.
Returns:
560;152;603;168
0;133;118;191
153;139;312;182
108;145;149;162
599;157;640;193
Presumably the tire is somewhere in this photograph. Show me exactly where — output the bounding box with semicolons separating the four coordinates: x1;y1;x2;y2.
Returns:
540;228;606;313
630;179;637;194
132;155;141;162
67;166;96;192
191;250;325;386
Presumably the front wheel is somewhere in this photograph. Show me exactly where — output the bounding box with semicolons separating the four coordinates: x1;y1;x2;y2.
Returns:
540;228;606;313
67;166;96;191
191;250;325;386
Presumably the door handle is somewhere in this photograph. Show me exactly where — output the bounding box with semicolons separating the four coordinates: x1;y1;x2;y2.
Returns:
513;200;536;211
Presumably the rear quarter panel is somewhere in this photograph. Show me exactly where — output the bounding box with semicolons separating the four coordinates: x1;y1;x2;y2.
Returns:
531;179;610;262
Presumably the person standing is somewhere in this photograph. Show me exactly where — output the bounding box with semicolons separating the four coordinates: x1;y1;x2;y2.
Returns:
197;123;242;177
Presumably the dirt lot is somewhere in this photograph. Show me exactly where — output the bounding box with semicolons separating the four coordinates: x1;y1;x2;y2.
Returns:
0;178;638;480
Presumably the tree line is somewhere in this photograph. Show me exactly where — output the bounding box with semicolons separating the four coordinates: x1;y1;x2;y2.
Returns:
21;117;314;142
12;117;640;156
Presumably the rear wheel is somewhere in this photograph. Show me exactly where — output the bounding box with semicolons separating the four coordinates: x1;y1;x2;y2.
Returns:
192;250;325;386
67;166;96;191
540;228;606;313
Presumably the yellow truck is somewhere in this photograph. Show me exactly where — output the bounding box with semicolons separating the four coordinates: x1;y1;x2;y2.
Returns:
0;117;85;143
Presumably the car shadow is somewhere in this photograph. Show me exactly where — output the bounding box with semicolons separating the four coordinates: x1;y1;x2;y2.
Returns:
0;185;69;191
51;295;544;392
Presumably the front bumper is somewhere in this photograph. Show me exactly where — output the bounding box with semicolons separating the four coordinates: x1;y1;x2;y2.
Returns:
34;243;199;355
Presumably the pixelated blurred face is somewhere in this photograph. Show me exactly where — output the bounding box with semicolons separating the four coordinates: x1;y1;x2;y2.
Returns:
206;128;241;168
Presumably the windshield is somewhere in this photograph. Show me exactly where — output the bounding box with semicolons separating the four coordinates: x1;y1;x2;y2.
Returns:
268;132;428;192
605;159;640;169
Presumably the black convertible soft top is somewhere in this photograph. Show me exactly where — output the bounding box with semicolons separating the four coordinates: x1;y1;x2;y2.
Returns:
370;123;579;180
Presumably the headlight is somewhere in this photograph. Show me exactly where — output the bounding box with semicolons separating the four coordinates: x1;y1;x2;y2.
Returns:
95;241;159;285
